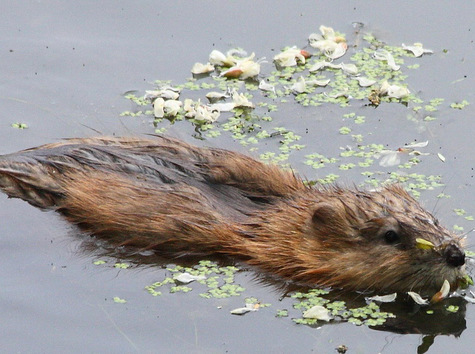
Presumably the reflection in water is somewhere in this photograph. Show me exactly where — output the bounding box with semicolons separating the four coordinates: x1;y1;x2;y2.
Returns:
75;226;468;340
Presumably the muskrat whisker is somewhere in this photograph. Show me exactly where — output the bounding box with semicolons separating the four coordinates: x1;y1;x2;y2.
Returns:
458;229;475;240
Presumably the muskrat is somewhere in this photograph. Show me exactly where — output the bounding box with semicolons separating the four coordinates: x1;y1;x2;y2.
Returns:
0;135;467;293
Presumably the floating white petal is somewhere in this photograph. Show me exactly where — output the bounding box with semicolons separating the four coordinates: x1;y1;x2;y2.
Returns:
220;53;261;79
309;61;328;72
191;62;215;75
303;305;332;321
306;79;330;87
183;98;196;118
153;97;165;118
309;25;347;59
380;81;410;99
366;293;397;303
145;88;180;101
206;91;229;101
407;291;429;305
163;100;182;116
291;77;307;93
232;91;254;108
259;80;276;93
406;141;429;148
211;102;235;112
378;150;401;167
195;104;220;122
325;42;347;59
353;77;377;87
209;50;234;66
373;49;400;71
174;273;206;284
340;63;358;75
402;43;433;57
230;303;258;315
274;46;307;67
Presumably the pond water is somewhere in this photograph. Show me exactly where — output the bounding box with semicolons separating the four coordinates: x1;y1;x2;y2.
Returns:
1;1;475;352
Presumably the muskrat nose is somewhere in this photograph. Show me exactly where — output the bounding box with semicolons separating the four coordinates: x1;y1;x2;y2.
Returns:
444;244;465;267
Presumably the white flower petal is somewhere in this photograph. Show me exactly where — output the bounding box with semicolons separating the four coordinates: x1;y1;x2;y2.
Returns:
308;33;324;48
319;25;336;39
274;47;305;67
366;293;397;303
174;273;206;284
230;307;251;315
232;91;254;108
211;102;235;112
326;42;347;59
209;50;232;66
163;100;182;116
219;53;261;79
309;61;328;72
206;91;229;101
380;81;410;99
183;98;196;116
408;291;430;306
220;65;243;78
195;105;220;122
160;85;181;93
231;303;258;315
239;58;261;79
387;85;410;99
291;77;306;93
378;150;401;167
353;77;377;87
312;39;338;52
159;89;180;100
402;43;433;57
406;141;429;148
306;79;330;87
144;90;160;100
439;279;451;298
153;97;165;118
373;49;400;70
325;62;342;69
191;62;215;74
340;62;358;75
303;305;332;321
259;80;276;93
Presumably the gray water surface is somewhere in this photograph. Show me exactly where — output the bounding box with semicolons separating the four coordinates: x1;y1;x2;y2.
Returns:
1;1;475;352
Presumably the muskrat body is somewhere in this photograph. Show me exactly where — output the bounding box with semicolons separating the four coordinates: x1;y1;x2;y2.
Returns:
0;135;466;293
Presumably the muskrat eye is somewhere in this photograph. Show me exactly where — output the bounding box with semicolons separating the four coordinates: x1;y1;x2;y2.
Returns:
384;230;400;244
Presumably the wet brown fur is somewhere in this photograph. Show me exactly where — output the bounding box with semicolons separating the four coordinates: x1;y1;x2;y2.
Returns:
0;135;466;293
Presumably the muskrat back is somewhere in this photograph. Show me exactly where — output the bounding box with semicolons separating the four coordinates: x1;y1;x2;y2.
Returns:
0;135;467;293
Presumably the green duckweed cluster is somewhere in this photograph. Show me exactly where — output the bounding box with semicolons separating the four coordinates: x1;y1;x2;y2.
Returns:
121;26;471;220
95;258;397;326
145;260;244;299
290;289;395;326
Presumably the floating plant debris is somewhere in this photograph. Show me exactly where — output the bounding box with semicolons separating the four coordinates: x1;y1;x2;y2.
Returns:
117;24;473;327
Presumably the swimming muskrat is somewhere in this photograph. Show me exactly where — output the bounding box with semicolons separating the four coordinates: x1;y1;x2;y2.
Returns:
0;135;467;293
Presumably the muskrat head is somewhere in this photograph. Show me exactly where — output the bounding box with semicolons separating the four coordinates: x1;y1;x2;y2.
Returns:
306;185;467;294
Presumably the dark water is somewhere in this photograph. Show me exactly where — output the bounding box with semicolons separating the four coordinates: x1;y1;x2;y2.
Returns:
1;1;475;352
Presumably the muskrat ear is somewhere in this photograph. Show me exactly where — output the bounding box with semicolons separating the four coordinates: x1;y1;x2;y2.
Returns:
310;203;348;238
311;203;340;226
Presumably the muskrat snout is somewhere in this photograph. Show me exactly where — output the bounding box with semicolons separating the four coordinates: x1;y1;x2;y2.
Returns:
444;244;465;267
